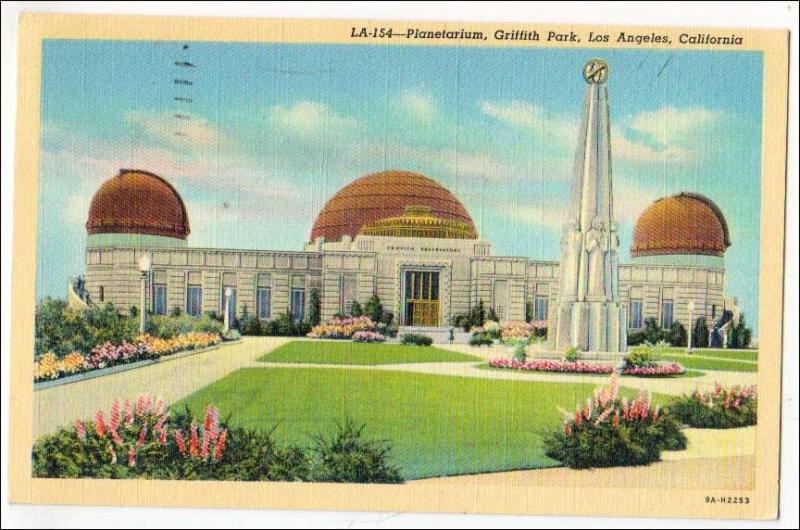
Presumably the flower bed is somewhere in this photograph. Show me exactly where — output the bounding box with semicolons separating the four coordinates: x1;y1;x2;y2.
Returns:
306;316;376;339
669;383;757;428
34;332;221;382
352;331;386;343
489;357;613;374
32;395;402;483
543;376;687;468
621;362;685;377
500;321;534;341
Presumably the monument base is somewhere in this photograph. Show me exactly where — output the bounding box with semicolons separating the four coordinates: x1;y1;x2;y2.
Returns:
550;300;627;354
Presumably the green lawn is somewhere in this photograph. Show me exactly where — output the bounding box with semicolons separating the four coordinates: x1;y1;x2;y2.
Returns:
630;346;758;362
658;354;757;372
258;340;481;365
174;367;669;480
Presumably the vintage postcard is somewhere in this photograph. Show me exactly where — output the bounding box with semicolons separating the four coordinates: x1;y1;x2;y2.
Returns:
7;13;789;519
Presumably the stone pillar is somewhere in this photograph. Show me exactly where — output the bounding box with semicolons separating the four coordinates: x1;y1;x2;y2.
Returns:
549;59;626;355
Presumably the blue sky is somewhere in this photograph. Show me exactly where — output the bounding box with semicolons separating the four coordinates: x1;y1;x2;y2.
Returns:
37;40;763;331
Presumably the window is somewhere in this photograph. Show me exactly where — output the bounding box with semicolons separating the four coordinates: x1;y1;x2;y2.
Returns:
98;286;104;302
186;285;202;316
291;288;305;323
630;299;643;329
711;304;717;319
534;295;548;321
340;274;357;315
153;283;167;315
661;299;674;329
492;280;508;320
257;288;271;320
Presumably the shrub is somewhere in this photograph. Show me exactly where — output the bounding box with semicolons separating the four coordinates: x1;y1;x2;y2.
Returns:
692;317;709;348
400;333;433;346
564;346;580;363
500;321;534;342
352;331;386;343
509;339;527;362
489;357;613;374
727;314;753;349
469;332;494;347
349;301;363;317
311;419;403;484
669;321;688;347
670;384;757;428
469;300;486;328
307;316;376;339
624;340;669;369
531;321;548;338
627;330;647;346
487;307;499;322
621;363;684;377
147;314;224;339
308;289;322;326
482;320;501;339
237;308;262;336
364;294;383;324
525;301;534;323
223;329;241;341
31;395;312;481
642;318;666;344
543;376;687;469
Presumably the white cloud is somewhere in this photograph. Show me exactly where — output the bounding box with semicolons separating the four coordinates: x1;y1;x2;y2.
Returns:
268;101;357;138
628;106;718;146
399;88;436;122
481;100;577;142
611;127;692;163
124;110;222;148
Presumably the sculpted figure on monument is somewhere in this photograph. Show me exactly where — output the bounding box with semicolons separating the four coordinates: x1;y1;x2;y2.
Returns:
559;216;583;298
586;217;606;297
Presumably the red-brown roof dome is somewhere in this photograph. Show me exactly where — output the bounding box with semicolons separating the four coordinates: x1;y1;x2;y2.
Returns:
87;169;190;239
310;170;477;242
631;193;730;257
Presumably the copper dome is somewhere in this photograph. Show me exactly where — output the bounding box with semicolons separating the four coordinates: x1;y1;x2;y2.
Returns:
309;170;477;242
631;193;730;258
87;169;190;239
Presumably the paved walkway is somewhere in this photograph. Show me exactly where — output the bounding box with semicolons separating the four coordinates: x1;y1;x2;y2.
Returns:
32;336;291;439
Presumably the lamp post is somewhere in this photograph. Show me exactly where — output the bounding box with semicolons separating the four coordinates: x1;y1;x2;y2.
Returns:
138;252;152;334
224;287;232;333
687;301;695;354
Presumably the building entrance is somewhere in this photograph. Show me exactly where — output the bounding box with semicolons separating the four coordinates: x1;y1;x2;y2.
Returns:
404;270;440;326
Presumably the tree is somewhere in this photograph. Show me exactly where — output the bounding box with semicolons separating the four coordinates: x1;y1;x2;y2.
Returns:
669;321;688;347
350;300;363;317
487;307;499;322
308;289;322;326
365;294;383;323
728;314;752;349
643;317;662;344
525;301;534;323
692;317;709;348
469;299;486;327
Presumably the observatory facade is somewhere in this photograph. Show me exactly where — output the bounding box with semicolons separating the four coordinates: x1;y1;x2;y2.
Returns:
75;60;741;349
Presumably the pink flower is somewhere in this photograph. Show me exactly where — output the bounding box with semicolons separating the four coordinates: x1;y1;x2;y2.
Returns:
109;400;120;432
612;409;620;429
158;426;167;446
94;410;106;438
110;428;123;446
124;399;133;425
189;422;199;458
136;394;151;417
204;405;219;441
200;430;211;460
75;419;86;441
564;423;572;437
214;429;227;461
127;447;136;467
137;424;148;447
175;429;186;454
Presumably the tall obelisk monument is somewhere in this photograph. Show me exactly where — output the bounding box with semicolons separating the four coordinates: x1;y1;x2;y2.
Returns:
550;59;626;354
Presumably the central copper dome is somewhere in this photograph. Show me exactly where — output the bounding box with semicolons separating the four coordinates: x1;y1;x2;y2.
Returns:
309;170;477;242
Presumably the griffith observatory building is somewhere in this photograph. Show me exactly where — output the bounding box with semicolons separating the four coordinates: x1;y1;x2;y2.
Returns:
72;61;741;349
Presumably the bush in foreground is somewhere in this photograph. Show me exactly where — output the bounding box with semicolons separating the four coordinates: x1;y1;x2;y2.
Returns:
670;383;757;428
311;419;403;484
543;376;687;469
32;396;403;483
469;332;494;347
